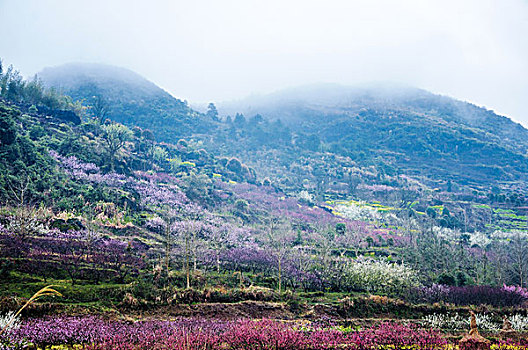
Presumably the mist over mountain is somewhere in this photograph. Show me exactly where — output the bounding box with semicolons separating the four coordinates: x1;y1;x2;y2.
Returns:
37;64;528;191
217;83;528;188
2;55;528;344
39;63;214;141
220;83;528;149
3;0;528;344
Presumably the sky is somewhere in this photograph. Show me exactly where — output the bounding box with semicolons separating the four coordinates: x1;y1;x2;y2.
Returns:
1;0;527;124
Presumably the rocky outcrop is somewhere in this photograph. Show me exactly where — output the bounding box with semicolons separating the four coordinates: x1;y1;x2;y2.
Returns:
499;315;520;343
459;312;491;350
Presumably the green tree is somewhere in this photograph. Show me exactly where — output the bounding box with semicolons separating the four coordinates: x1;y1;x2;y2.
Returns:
336;223;346;235
437;272;456;286
226;157;243;173
206;102;219;121
102;123;132;171
234;113;246;127
92;95;110;123
151;146;168;166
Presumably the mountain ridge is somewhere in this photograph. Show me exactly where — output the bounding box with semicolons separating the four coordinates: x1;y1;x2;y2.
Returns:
38;63;528;191
219;83;528;143
38;62;215;141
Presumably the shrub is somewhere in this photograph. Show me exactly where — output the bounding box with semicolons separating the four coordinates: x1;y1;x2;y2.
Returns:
422;313;499;332
226;158;242;173
407;284;528;307
510;314;528;331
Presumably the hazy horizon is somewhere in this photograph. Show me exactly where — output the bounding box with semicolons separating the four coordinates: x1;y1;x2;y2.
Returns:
1;0;527;125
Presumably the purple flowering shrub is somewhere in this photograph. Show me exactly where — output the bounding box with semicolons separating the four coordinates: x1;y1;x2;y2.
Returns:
0;229;145;284
407;284;528;307
503;285;528;300
49;150;193;212
221;319;309;349
223;320;448;350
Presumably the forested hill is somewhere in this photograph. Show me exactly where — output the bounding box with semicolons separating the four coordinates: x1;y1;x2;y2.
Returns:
39;64;528;192
217;84;528;188
39;63;216;141
221;83;528;149
2;58;528;312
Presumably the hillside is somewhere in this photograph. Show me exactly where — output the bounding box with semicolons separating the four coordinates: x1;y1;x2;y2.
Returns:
39;65;528;193
3;2;528;347
222;83;528;148
217;84;528;189
2;59;528;350
39;63;216;141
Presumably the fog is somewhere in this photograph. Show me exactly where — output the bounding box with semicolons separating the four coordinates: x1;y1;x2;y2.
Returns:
0;0;527;124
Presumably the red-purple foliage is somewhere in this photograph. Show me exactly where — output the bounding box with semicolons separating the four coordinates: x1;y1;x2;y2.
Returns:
222;319;308;349
4;317;449;350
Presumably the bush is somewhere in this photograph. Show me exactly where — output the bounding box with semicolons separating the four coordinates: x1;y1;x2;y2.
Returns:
407;284;528;307
422;312;499;332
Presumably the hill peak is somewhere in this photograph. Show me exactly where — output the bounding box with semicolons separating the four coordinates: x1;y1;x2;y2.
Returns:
38;62;165;97
38;62;214;140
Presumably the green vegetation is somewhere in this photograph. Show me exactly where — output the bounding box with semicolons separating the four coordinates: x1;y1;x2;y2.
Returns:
1;61;528;350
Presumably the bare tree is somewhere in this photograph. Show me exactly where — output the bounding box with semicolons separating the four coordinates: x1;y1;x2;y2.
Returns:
205;221;230;273
172;220;204;289
5;173;32;205
509;232;528;288
266;217;292;293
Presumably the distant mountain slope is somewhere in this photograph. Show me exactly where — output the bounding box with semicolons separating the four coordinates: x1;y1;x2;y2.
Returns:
38;64;528;190
221;83;528;151
218;84;528;187
39;63;215;141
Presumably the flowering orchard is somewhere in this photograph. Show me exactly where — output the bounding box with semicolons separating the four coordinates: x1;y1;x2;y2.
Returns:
2;318;452;350
0;229;145;285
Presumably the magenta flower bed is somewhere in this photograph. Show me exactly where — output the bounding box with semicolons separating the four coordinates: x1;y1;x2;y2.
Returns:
3;317;449;349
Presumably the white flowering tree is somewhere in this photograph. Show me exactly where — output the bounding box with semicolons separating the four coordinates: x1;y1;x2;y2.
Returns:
342;258;420;294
